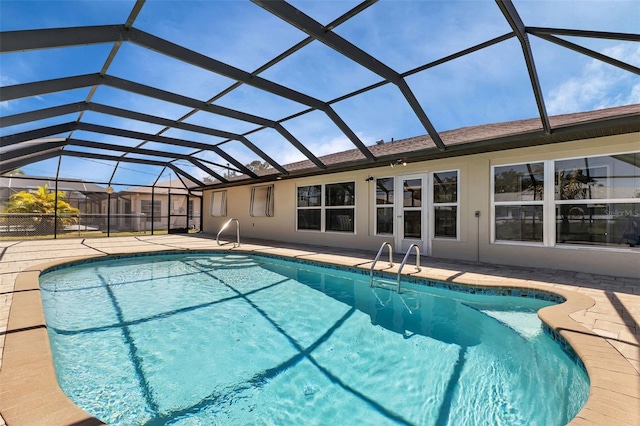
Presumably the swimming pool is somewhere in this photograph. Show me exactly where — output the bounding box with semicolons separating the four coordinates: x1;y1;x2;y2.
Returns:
40;252;589;425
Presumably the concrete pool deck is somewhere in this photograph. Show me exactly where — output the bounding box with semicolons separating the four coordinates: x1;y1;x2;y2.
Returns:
0;234;638;425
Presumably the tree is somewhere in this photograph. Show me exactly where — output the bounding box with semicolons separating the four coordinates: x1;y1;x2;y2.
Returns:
494;165;544;200
1;168;25;176
556;167;595;200
203;160;272;183
556;166;598;242
4;185;80;233
246;160;271;172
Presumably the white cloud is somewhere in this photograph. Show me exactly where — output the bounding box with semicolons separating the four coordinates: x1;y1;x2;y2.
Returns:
311;135;356;157
547;43;640;115
0;75;20;111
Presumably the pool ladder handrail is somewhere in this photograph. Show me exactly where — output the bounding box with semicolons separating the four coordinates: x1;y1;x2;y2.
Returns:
216;218;240;247
370;242;393;287
397;244;421;293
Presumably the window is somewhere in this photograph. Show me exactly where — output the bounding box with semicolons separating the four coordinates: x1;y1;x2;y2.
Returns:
188;199;195;220
210;191;226;217
402;178;422;239
325;182;355;232
433;170;459;238
555;153;640;247
297;182;355;233
250;185;274;217
493;162;544;242
141;200;161;223
491;152;639;248
375;177;394;235
297;185;321;230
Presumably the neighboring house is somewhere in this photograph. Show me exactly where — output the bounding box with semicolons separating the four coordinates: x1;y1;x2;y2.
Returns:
0;176;107;213
0;176;202;234
120;178;203;232
203;105;640;279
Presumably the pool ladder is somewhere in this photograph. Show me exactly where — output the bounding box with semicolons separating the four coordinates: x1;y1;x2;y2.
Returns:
216;218;240;247
397;244;421;293
370;242;421;293
370;242;393;287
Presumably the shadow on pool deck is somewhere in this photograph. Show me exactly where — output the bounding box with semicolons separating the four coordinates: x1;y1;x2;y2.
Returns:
0;234;638;425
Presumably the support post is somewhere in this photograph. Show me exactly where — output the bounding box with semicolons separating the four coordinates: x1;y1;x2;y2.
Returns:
151;186;155;235
107;193;111;237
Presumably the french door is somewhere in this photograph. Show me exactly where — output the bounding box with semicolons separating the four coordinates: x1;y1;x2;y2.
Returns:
395;173;428;253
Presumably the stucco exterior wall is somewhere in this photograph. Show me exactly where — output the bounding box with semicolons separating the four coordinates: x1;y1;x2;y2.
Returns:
203;133;639;278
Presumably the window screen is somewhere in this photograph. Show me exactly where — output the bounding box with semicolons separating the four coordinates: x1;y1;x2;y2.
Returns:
210;191;227;217
250;185;274;217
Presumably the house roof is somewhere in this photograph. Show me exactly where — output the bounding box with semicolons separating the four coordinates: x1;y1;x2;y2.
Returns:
122;177;201;195
219;103;640;187
0;175;108;194
1;1;638;190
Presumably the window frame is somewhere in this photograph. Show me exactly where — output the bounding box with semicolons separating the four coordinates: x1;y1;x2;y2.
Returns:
210;190;227;217
374;176;395;236
188;199;194;220
296;181;356;234
432;169;460;240
141;199;162;223
296;184;322;232
553;152;640;249
249;185;274;217
491;161;546;245
491;150;639;250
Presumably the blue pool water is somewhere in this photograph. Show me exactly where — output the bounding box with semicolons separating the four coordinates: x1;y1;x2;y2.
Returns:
39;252;589;425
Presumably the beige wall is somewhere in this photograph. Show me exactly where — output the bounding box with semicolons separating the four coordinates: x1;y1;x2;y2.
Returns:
203;133;639;278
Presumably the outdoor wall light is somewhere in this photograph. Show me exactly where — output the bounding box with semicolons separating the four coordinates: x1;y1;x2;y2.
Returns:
390;159;407;168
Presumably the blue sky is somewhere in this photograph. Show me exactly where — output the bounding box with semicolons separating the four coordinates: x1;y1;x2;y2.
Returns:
1;0;638;188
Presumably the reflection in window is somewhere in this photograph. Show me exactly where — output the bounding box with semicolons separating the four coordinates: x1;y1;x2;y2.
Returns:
556;203;640;246
326;182;355;206
376;207;394;235
404;210;421;239
495;205;544;242
403;179;422;207
433;171;458;203
297;182;355;233
297;185;321;207
297;209;321;231
375;177;394;235
325;182;355;233
433;171;458;238
297;185;321;230
326;209;354;232
555;154;640;200
434;206;457;238
493;163;544;243
555;153;640;247
494;163;544;202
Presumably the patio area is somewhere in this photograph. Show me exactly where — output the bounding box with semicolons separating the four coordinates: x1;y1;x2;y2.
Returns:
0;234;638;425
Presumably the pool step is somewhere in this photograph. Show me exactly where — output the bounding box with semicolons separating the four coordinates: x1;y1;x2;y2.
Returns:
371;278;397;290
189;255;258;270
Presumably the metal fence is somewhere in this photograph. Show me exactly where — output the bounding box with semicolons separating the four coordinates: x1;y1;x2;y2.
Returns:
0;213;146;240
143;214;202;234
0;176;204;240
0;212;202;240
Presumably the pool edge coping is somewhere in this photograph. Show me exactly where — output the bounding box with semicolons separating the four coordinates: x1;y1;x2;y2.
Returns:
1;247;638;426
